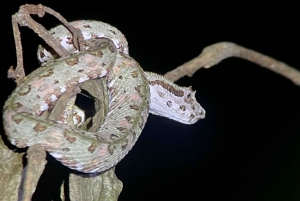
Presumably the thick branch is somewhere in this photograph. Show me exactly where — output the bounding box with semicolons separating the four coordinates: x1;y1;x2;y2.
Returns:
19;145;47;201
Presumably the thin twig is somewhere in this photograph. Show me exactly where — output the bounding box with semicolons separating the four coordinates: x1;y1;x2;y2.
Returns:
42;5;85;50
14;4;70;57
9;4;85;84
164;42;300;85
7;20;25;84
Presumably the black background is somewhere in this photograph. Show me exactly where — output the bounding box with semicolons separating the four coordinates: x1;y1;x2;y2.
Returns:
1;2;300;201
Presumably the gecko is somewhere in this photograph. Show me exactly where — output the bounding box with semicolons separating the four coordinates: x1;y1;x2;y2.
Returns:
3;20;205;173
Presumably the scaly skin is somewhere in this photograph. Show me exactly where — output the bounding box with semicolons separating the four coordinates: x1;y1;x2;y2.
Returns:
3;20;205;173
38;20;206;124
3;38;150;173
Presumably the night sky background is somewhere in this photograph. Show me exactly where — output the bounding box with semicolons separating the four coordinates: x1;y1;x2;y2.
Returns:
1;2;300;201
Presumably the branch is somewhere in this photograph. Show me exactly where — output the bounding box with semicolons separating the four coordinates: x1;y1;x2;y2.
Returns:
164;42;300;85
9;4;85;84
19;145;47;201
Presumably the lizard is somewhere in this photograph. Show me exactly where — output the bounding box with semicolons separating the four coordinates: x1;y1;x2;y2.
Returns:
3;20;205;173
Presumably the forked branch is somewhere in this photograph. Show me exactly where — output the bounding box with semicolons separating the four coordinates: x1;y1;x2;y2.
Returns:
9;4;84;84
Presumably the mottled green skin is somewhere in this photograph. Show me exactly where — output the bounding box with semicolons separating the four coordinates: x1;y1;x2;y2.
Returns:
38;20;206;124
3;39;150;173
3;20;205;174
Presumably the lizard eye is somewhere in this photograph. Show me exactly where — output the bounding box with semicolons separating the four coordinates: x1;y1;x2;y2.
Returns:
187;93;191;98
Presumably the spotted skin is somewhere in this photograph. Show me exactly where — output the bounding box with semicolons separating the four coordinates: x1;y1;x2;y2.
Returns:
4;38;149;173
3;20;205;173
38;20;206;124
